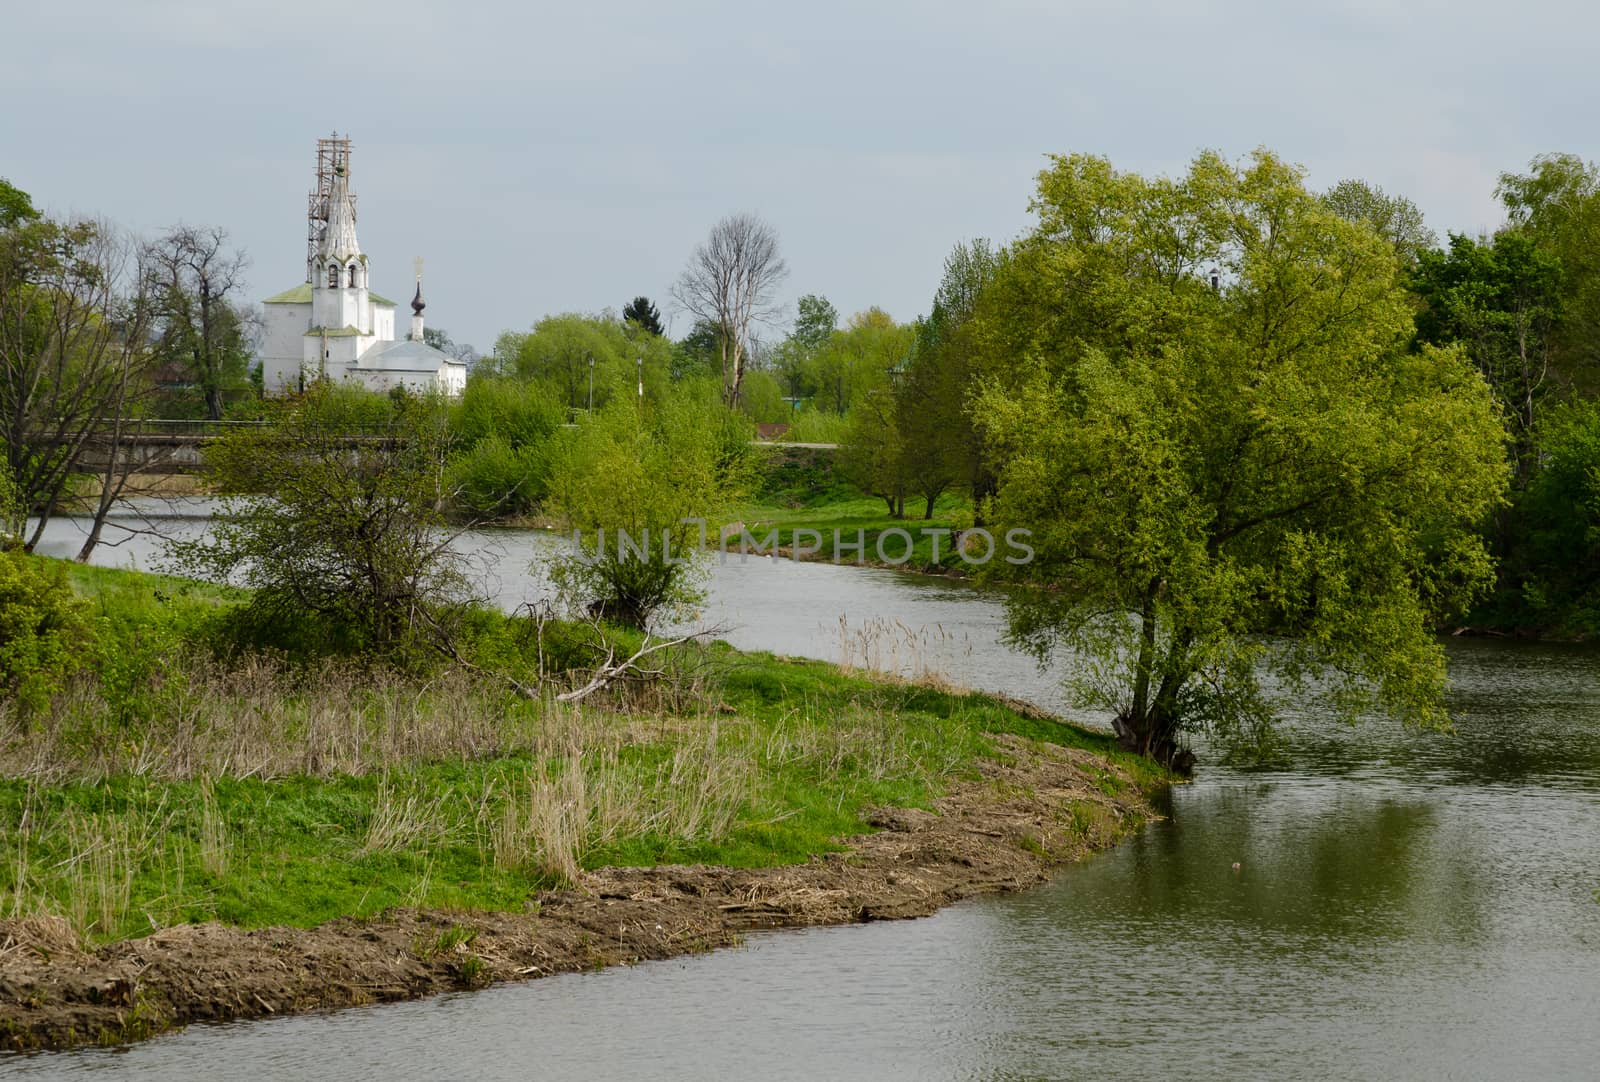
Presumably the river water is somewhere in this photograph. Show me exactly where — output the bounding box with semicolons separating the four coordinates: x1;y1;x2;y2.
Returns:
16;508;1600;1080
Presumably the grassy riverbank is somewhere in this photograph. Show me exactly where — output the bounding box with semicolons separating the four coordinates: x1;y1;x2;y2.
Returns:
726;446;976;570
1;561;1165;952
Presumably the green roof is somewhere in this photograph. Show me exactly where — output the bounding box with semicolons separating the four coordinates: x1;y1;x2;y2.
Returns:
263;283;312;304
264;283;396;306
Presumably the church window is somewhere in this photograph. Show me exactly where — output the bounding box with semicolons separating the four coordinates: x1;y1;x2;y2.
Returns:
348;264;359;288
327;263;338;288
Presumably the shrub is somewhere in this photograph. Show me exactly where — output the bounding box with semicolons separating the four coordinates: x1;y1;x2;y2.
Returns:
544;386;755;628
449;436;547;519
451;376;564;449
0;551;95;714
168;382;469;658
780;409;850;444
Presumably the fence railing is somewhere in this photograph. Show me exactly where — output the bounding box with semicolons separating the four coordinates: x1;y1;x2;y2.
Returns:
88;419;404;439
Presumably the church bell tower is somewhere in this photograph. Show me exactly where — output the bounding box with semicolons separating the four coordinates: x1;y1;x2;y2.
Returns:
308;134;369;334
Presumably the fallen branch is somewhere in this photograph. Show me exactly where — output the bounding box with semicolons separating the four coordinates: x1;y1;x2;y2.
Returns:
424;600;724;706
554;624;726;703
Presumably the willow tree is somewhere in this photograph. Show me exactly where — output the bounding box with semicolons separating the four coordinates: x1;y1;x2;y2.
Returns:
972;150;1509;769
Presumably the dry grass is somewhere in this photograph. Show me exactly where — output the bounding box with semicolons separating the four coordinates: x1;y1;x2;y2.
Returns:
4;788;185;939
491;715;751;886
0;654;545;783
836;615;971;690
362;778;463;855
197;776;228;877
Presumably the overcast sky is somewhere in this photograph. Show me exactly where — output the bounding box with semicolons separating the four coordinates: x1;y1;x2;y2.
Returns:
3;0;1586;352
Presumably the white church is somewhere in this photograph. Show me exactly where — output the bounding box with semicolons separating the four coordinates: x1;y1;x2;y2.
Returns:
258;136;467;396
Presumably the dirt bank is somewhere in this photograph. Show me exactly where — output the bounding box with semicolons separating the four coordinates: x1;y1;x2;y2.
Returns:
0;734;1157;1052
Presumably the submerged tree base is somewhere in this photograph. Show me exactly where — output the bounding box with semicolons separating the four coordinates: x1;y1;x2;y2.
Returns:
0;734;1159;1052
1112;712;1197;776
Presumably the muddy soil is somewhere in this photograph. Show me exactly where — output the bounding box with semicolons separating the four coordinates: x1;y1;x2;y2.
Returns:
0;735;1156;1052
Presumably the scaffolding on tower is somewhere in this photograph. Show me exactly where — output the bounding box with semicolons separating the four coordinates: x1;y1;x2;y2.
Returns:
305;134;355;283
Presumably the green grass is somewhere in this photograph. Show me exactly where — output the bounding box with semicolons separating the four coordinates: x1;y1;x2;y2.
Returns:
60;560;241;633
730;451;976;570
0;561;1165;944
727;491;974;569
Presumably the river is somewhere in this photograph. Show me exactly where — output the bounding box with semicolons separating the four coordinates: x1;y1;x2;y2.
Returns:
16;508;1600;1080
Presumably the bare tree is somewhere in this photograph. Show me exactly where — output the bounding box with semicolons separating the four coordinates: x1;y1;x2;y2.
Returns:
147;225;251;421
75;254;175;564
670;213;788;408
0;215;161;555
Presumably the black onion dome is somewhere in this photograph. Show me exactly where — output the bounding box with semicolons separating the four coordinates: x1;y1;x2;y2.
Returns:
411;281;426;315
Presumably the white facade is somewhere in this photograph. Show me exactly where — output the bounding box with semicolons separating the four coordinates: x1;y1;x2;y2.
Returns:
257;150;466;397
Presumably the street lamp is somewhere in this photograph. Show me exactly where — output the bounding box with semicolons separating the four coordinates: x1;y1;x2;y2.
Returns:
636;356;643;400
587;354;594;413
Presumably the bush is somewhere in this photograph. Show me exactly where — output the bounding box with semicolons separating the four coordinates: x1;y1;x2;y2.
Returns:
168;382;469;659
0;551;95;714
545;386;755;628
451;376;564;449
780;409;850;444
449;436;547;519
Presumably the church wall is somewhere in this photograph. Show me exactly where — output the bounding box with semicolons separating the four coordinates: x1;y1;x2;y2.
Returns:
260;301;313;393
342;367;459;396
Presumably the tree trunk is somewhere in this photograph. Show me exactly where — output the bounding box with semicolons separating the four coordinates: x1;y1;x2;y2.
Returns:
23;489;60;554
1113;601;1196;774
970;457;996;528
1130;587;1156;726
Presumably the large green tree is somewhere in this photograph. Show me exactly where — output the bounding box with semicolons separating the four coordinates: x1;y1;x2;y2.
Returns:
839;384;907;517
1496;153;1600;380
1498;400;1600;633
802;307;909;415
622;295;664;337
1322;179;1435;266
771;293;837;404
897;240;998;518
1411;231;1564;484
973;150;1509;768
0;178;40;229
